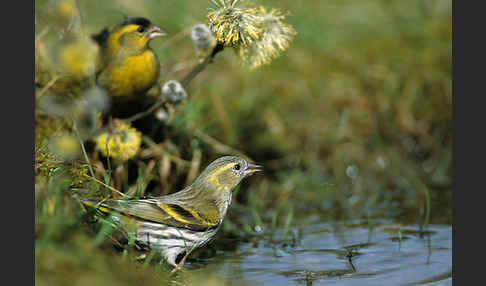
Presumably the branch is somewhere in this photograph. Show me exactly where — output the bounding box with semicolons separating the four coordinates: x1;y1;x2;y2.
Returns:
192;128;251;161
180;42;224;88
122;43;225;123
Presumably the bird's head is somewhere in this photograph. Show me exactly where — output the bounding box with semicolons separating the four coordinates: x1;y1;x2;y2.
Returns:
194;156;262;194
92;17;166;57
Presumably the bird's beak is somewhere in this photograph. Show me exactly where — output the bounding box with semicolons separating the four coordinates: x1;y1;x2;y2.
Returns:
245;163;262;176
147;26;167;40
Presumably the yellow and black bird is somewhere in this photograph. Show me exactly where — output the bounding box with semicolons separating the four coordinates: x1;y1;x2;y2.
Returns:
91;17;166;98
80;156;261;267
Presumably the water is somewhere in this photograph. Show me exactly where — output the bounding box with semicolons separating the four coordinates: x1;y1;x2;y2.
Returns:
187;218;452;285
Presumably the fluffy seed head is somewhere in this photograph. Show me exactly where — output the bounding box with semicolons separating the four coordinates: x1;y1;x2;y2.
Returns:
74;87;109;139
161;80;187;103
48;132;80;161
94;121;142;161
191;24;216;55
53;36;98;80
236;7;296;69
42;0;80;26
207;0;262;47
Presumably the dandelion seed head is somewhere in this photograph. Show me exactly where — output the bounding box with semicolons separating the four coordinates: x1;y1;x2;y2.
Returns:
54;0;77;20
191;24;216;56
236;7;296;69
346;165;359;180
74;109;99;140
53;36;98;80
48;132;80;161
207;0;262;47
37;92;73;118
78;87;110;114
73;87;109;139
42;0;79;25
94;121;142;161
161;80;187;103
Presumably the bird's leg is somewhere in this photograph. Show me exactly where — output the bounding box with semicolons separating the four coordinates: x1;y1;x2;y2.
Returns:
168;252;190;276
177;252;190;268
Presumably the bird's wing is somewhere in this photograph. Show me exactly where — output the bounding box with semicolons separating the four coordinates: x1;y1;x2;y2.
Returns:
83;198;218;231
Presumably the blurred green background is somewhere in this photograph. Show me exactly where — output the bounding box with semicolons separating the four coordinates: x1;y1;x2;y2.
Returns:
35;0;451;284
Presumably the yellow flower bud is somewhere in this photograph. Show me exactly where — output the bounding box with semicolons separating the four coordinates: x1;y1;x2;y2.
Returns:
94;121;142;161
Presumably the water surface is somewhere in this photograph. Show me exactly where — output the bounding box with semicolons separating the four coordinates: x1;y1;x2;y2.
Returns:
188;218;452;286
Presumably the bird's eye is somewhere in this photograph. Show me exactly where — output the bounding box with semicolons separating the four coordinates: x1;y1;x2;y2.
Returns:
233;164;241;171
137;26;145;33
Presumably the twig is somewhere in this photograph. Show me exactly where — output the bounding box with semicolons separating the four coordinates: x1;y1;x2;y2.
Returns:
193;128;250;160
74;0;84;31
35;26;50;43
73;124;96;178
123;100;165;123
82;173;128;198
37;75;59;98
140;136;192;166
122;43;225;123
180;43;224;87
186;148;202;185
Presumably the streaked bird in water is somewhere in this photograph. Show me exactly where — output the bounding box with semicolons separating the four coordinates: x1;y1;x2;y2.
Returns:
81;156;261;267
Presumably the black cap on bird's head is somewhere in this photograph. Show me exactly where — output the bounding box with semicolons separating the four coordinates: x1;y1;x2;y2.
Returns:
91;16;167;48
118;16;167;39
120;17;152;28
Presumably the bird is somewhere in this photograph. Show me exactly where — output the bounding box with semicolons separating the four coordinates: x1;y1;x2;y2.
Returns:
91;17;166;99
80;156;261;267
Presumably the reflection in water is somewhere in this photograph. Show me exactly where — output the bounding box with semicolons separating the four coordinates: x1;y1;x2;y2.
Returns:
189;219;452;286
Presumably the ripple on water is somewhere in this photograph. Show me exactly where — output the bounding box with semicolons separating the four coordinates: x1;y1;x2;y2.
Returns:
206;219;452;286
